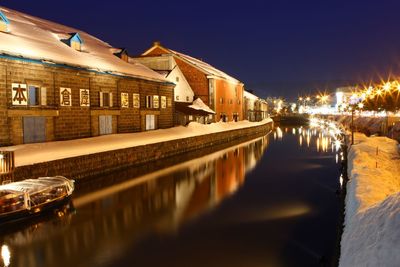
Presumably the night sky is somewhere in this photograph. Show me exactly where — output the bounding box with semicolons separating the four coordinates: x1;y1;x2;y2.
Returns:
2;0;400;100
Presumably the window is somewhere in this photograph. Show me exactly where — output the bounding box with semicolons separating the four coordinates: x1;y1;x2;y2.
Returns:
219;97;224;104
176;77;179;82
186;96;189;101
229;99;233;104
28;86;40;106
133;93;140;108
161;96;166;109
176;95;179;101
121;93;129;108
167;97;172;107
153;95;159;108
146;95;153;108
100;92;113;107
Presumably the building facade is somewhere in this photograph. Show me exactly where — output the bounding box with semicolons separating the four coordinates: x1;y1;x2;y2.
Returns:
141;42;244;122
0;7;174;146
243;90;268;121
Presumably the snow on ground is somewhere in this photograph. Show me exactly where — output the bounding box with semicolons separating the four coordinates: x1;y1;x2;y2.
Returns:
340;133;400;267
1;119;272;167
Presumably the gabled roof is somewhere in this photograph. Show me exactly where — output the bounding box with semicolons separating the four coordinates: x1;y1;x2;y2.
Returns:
113;48;128;57
143;42;242;84
0;6;168;83
0;10;9;24
68;32;84;44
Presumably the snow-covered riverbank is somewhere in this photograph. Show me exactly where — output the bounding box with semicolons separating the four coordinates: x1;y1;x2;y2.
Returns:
340;133;400;267
2;119;272;167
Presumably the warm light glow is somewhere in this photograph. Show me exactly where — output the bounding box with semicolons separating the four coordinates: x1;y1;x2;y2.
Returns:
1;245;10;267
383;82;391;91
376;89;382;95
358;103;364;109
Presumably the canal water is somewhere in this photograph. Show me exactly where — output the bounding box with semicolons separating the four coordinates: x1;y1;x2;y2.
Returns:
0;125;343;267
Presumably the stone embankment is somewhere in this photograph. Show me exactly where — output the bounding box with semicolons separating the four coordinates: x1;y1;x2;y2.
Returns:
13;121;273;181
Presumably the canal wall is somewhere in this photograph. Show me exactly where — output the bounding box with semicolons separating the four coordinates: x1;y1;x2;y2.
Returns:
13;121;273;181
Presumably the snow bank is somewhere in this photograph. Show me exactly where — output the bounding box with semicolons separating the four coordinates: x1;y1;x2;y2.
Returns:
2;119;272;167
340;133;400;267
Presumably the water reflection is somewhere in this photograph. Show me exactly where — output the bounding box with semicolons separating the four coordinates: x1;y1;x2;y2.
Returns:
274;123;344;165
0;136;269;267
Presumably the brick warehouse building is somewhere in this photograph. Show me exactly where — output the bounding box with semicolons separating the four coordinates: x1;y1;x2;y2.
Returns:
139;42;244;122
0;7;174;145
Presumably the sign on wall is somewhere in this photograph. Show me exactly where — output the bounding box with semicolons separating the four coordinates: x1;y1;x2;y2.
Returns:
12;83;27;106
121;93;129;108
153;95;159;109
133;93;140;108
161;96;166;109
60;87;72;106
80;89;90;107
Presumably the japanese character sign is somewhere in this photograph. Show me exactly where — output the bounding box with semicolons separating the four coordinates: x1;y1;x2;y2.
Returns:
12;83;27;106
80;89;90;107
121;93;129;108
60;87;72;106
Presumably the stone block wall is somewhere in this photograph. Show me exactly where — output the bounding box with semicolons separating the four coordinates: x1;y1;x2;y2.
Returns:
13;121;273;181
0;58;174;145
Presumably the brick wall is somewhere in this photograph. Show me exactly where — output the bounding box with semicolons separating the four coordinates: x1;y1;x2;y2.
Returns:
215;79;244;121
13;121;273;181
0;58;174;145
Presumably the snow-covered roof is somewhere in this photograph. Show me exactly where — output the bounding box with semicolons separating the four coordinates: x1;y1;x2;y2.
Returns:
244;90;259;100
143;43;242;84
0;6;168;83
188;98;216;114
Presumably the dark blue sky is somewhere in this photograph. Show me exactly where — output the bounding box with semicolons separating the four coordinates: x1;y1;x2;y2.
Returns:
3;0;400;100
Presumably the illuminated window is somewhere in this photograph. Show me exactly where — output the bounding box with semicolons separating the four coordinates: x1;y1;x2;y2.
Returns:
219;97;224;104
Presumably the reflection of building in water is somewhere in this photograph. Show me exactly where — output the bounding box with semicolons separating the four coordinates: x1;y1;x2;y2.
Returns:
1;136;270;267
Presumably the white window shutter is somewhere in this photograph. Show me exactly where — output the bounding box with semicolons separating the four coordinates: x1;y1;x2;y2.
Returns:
99;92;103;107
40;87;47;106
109;93;113;107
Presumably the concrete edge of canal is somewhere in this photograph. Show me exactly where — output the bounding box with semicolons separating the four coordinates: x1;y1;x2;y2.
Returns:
13;121;274;181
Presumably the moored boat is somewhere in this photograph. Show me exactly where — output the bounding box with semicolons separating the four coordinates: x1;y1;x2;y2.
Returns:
0;176;74;224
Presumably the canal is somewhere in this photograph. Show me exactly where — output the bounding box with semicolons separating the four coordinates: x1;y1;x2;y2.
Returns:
0;125;343;267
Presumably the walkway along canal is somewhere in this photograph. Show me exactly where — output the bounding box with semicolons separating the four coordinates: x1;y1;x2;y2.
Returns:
0;125;344;267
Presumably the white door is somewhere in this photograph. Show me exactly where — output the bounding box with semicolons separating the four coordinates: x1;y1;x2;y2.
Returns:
99;115;112;135
145;115;155;130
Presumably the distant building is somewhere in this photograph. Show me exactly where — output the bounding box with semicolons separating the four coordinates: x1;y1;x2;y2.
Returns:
139;42;244;122
0;7;174;145
132;54;214;125
243;91;268;121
